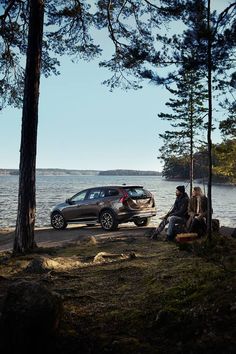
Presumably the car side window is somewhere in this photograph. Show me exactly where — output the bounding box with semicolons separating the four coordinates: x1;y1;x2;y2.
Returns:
87;189;102;200
100;189;106;198
71;190;87;203
105;188;119;197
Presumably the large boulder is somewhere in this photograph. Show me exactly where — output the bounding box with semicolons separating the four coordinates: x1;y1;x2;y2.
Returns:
0;280;63;353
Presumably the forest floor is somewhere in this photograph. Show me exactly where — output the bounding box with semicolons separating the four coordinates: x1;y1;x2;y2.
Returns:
0;225;235;354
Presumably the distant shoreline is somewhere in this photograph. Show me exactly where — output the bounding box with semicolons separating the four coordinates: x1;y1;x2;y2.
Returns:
0;168;162;177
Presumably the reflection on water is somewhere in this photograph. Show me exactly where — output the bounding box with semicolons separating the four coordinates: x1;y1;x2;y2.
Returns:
0;175;235;228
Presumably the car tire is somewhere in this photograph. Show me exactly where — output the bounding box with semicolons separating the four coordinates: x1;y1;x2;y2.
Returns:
100;210;118;231
51;212;67;230
134;217;151;227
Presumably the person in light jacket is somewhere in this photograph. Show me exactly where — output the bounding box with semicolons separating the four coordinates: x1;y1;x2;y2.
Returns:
187;186;208;237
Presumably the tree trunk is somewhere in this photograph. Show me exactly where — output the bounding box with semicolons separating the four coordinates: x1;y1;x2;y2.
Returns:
14;0;44;253
207;0;213;241
189;129;194;197
189;80;194;197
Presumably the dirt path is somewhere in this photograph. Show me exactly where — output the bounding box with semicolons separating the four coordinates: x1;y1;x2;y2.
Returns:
0;224;155;252
1;223;234;252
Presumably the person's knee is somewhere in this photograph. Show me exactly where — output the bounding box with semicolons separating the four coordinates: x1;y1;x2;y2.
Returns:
168;216;176;225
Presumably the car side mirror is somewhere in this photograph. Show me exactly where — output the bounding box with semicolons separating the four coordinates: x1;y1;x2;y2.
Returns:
65;198;71;204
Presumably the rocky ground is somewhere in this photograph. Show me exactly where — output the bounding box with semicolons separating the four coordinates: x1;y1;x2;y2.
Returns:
0;225;235;354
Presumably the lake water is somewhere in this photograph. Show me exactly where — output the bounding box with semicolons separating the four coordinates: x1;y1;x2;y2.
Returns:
0;175;235;228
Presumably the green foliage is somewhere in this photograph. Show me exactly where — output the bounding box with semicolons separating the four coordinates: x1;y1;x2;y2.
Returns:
162;152;208;180
1;1;235;106
97;0;188;90
162;155;190;179
213;139;236;184
219;104;236;139
0;0;101;109
162;139;236;184
158;69;208;163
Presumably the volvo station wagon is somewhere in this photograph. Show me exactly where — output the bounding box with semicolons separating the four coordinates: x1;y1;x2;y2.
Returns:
50;185;156;231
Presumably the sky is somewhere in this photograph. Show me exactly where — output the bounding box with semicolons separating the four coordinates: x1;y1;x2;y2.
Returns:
0;0;230;172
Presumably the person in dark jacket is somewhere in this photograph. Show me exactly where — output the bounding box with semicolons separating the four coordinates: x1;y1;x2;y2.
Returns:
187;186;208;237
151;185;189;241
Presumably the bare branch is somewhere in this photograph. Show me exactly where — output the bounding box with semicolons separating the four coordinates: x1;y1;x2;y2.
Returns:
107;0;127;51
142;0;160;9
0;0;17;21
213;1;236;35
116;0;128;22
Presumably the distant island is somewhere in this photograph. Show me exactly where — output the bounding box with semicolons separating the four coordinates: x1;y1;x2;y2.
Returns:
0;168;161;176
99;169;161;176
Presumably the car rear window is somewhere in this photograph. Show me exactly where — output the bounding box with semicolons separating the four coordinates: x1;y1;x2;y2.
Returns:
124;187;149;199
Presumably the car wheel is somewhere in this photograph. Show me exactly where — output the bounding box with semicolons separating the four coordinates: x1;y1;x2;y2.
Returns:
51;212;67;230
134;217;151;227
100;210;118;231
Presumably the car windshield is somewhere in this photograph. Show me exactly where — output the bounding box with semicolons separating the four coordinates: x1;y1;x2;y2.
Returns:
71;190;87;202
124;187;149;199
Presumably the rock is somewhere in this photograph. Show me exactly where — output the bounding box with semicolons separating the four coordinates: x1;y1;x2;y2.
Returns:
231;228;236;238
0;280;63;353
212;219;220;232
88;236;97;245
0;252;11;265
25;255;82;273
93;252;131;263
25;256;60;273
128;252;137;260
220;226;235;237
76;235;97;245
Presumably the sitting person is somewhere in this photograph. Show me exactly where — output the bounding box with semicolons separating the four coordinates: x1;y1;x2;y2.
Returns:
152;185;189;241
187;186;208;237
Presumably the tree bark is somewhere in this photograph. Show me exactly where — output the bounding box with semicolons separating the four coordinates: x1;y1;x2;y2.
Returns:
207;0;213;241
14;0;44;253
189;78;194;197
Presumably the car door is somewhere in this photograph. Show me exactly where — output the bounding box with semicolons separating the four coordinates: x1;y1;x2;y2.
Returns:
81;188;105;219
63;189;88;221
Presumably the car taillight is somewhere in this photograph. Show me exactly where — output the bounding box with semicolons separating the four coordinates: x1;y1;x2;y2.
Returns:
119;192;129;204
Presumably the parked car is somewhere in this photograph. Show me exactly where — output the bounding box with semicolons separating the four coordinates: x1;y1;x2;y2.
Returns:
50;185;156;231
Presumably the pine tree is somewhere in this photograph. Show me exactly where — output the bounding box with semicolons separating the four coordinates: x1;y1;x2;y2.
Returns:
159;69;208;194
0;0;185;252
219;103;236;139
99;0;236;241
0;1;101;253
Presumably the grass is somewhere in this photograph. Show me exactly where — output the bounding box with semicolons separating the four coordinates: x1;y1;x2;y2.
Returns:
0;232;235;353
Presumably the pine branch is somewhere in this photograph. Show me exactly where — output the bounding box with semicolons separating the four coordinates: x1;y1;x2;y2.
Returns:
142;0;160;9
213;1;236;36
0;0;17;21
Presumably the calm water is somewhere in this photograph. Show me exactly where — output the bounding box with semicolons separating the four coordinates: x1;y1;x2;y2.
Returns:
0;175;235;228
